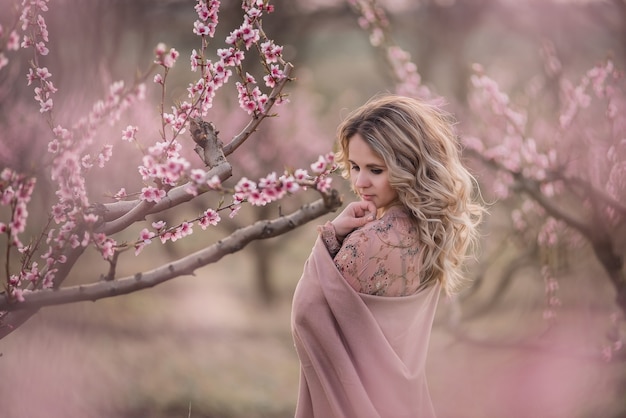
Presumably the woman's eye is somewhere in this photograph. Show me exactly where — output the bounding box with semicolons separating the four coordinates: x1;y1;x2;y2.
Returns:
350;165;359;171
371;168;383;175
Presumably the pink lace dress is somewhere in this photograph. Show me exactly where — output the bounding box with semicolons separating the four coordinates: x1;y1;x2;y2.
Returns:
318;205;424;297
292;204;440;417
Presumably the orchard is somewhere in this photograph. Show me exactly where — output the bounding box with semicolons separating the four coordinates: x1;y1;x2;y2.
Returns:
1;0;625;417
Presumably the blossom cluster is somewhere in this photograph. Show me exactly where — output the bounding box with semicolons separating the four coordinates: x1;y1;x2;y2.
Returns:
1;0;334;310
466;70;559;200
19;0;55;113
0;168;44;302
132;152;336;255
541;265;561;321
602;312;624;362
0;23;21;70
0;168;36;249
137;140;191;202
187;0;285;119
1;0;150;300
348;0;432;100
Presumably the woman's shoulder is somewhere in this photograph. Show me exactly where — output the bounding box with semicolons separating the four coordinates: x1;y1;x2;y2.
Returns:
353;206;418;248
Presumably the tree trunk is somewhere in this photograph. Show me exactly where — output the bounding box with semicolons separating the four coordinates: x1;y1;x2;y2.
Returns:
250;240;276;304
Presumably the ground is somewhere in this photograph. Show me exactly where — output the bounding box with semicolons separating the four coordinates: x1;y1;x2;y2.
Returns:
1;230;624;418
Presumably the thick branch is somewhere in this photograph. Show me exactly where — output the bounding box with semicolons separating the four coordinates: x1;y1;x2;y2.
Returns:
222;63;294;156
466;149;594;238
466;149;626;314
0;244;86;340
99;161;232;231
552;172;626;216
513;174;595;239
0;191;342;311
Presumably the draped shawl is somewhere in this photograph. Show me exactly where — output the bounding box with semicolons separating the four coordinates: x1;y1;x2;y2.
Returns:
291;237;441;418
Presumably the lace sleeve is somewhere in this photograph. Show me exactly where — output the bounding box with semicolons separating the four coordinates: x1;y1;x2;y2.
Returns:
317;221;342;257
333;209;423;297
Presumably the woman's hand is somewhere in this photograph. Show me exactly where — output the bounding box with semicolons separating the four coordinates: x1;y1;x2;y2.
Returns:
331;200;377;241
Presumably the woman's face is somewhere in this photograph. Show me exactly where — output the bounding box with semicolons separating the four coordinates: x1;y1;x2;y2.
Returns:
347;134;398;216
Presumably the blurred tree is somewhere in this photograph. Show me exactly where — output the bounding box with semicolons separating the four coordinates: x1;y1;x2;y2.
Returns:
351;0;625;357
188;88;336;303
0;0;341;340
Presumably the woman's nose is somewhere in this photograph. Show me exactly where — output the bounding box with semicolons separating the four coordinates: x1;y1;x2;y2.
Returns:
354;172;369;188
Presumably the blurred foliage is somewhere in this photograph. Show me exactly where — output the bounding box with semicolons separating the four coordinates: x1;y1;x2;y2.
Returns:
1;0;625;417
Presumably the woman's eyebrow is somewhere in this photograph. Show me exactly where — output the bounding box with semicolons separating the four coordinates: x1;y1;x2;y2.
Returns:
348;159;385;168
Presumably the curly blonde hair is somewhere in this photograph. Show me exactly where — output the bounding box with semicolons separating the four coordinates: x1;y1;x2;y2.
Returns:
336;94;484;294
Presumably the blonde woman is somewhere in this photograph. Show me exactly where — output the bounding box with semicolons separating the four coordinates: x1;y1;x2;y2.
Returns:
291;94;484;418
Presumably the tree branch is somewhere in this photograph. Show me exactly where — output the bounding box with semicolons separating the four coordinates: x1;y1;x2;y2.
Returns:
465;149;594;238
222;63;294;157
0;191;342;311
551;172;626;217
0;244;86;340
99;161;232;231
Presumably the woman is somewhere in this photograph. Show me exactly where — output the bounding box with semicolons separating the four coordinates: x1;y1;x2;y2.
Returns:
291;94;484;418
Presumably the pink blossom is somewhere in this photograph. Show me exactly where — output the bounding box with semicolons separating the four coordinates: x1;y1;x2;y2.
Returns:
97;144;113;167
47;139;60;153
99;238;116;260
154;42;167;56
263;65;285;88
310;155;327;174
39;98;53;113
165;48;179;68
229;204;242;218
190;49;202;71
35;41;48;55
316;176;333;193
206;175;221;189
36;66;52;80
53;124;71;140
178;221;193;238
189;169;206;184
140;186;166;203
69;234;80;248
8;274;19;286
152;220;166;230
185;184;199;197
1;187;15;205
21;35;32;48
160;230;172;244
81;154;93;169
51;203;66;223
8;30;20;50
193;20;211;37
12;288;26;302
134;243;146;256
114;188;127;200
199;208;221;229
26;68;36;85
235;177;256;194
139;228;155;244
281;175;300;194
294;168;308;181
41;267;55;288
36;13;49;40
122;125;138;141
260;40;282;63
247;189;268;206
